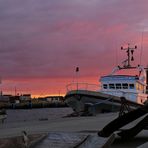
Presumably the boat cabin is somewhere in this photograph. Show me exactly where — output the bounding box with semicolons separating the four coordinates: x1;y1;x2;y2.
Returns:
100;75;147;104
100;75;146;93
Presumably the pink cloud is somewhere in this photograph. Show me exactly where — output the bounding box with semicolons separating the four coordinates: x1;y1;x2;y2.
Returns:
0;0;148;96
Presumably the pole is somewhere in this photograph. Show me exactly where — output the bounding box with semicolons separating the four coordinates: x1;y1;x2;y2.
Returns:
121;44;137;68
127;45;130;67
15;87;17;96
76;67;79;90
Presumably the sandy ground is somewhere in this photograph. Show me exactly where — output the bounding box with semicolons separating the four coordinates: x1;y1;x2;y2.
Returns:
0;109;148;147
0;112;118;138
0;134;46;148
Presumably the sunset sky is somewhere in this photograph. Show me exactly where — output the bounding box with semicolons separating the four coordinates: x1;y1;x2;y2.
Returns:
0;0;148;97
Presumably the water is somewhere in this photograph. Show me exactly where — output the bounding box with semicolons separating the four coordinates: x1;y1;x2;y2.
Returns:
4;107;73;123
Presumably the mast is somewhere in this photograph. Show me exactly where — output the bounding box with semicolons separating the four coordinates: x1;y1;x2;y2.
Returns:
145;67;148;94
121;44;137;68
110;44;138;75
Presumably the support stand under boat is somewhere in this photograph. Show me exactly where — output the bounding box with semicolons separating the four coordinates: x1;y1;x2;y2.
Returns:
119;96;131;117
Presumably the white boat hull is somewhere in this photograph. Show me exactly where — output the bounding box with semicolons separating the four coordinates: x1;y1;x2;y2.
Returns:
65;90;141;115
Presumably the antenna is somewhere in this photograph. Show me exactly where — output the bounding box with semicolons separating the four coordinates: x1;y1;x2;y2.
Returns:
121;43;137;68
140;31;144;65
115;43;118;66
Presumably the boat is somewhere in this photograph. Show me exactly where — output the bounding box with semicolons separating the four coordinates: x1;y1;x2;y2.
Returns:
64;44;148;115
0;109;7;123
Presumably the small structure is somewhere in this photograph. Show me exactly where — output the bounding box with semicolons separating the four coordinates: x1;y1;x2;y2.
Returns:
0;94;11;103
9;95;20;104
45;96;64;103
38;96;64;103
20;94;31;101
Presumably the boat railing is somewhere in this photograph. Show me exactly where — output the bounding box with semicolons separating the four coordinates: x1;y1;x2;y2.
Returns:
66;82;100;92
102;90;148;103
102;89;147;96
103;89;140;96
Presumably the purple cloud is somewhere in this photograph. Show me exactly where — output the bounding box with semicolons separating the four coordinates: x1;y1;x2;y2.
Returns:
0;0;148;95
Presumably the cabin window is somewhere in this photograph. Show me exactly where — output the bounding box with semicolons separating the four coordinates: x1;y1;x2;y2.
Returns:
142;85;144;92
109;84;115;89
136;83;139;90
122;83;128;89
129;84;134;89
136;83;144;91
116;83;121;89
141;85;143;91
103;84;108;89
139;84;144;91
139;84;142;90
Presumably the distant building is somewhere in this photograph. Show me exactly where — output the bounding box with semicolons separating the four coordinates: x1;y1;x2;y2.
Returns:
0;93;32;103
38;97;47;101
9;96;20;104
37;96;64;103
0;94;12;102
20;94;31;101
45;96;64;103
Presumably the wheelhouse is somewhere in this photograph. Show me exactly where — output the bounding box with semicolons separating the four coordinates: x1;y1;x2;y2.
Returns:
100;75;146;93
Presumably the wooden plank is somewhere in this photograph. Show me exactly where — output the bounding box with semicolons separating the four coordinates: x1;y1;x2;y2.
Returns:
34;132;115;148
118;115;148;139
137;142;148;148
98;103;148;137
35;132;88;148
75;133;115;148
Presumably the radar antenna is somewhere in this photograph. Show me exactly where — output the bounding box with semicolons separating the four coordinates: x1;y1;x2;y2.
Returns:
121;43;137;68
110;44;138;75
